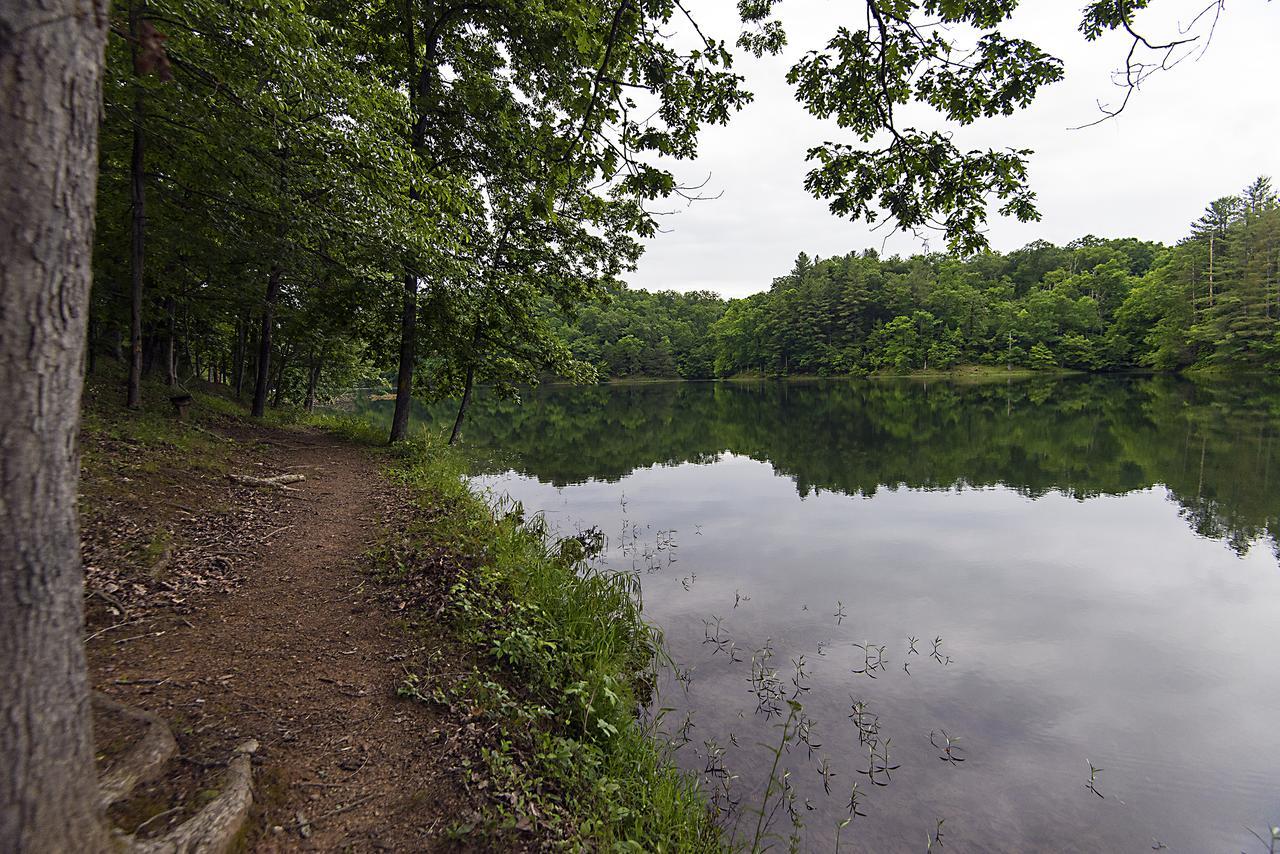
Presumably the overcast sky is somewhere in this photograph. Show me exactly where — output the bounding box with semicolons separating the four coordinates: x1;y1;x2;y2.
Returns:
628;0;1280;298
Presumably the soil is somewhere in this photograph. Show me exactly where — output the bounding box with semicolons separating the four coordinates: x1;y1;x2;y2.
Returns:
85;422;481;851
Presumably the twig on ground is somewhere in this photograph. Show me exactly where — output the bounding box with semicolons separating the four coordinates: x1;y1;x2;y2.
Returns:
85;619;146;642
311;793;377;824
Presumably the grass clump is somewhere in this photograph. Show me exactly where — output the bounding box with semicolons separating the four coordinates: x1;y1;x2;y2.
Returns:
376;440;720;851
305;412;400;447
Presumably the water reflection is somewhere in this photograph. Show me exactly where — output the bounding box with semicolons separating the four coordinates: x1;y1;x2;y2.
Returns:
391;375;1280;560
353;376;1280;850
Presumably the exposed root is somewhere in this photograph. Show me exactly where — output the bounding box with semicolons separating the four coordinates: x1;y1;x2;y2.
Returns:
95;693;258;853
127;740;258;854
94;692;179;810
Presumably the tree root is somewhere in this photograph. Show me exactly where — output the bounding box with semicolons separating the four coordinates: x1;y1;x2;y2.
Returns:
94;692;178;810
95;693;258;854
126;740;258;854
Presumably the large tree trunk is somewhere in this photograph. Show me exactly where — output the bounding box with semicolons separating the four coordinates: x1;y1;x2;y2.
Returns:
0;1;112;851
126;0;146;409
251;266;281;417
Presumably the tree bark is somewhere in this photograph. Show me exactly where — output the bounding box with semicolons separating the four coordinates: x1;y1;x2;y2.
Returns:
390;268;418;442
449;323;483;445
304;356;321;413
0;1;112;851
126;0;146;409
164;295;177;387
271;345;290;408
448;361;476;445
251;266;281;417
233;314;247;398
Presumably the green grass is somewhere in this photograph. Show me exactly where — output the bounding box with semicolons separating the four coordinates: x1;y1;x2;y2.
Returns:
370;439;721;851
303;411;392;446
79;367;242;481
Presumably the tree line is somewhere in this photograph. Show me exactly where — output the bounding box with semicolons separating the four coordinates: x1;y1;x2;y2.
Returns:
556;178;1280;378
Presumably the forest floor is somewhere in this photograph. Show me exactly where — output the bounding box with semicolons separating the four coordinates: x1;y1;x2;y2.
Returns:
80;379;485;851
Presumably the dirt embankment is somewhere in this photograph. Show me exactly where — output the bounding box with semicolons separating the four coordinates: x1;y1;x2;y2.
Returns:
83;418;479;851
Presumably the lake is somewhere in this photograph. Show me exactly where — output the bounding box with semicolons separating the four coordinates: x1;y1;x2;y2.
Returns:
361;376;1280;851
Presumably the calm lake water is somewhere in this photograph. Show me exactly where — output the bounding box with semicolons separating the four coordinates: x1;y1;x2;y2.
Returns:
364;376;1280;851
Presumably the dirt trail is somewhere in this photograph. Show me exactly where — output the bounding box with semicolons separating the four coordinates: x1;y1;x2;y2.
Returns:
89;428;473;851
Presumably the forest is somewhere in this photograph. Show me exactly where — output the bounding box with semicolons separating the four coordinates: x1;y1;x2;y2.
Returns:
557;178;1280;379
86;0;759;442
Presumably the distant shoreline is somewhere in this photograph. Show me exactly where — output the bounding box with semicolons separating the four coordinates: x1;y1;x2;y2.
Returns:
584;365;1090;385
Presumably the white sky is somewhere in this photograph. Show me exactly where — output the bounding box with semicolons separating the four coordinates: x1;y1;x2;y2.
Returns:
629;0;1280;298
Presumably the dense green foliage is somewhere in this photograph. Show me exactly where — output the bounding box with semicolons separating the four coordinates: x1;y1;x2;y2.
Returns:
555;179;1280;377
89;0;752;428
549;289;728;379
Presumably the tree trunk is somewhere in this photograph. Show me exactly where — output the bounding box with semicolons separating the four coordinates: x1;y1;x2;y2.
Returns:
389;270;418;442
390;1;449;444
304;356;321;413
251;266;281;417
179;300;192;382
271;346;290;408
0;2;112;851
1208;234;1216;309
449;323;483;445
233;314;247;398
126;1;146;409
164;295;177;387
448;362;476;445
